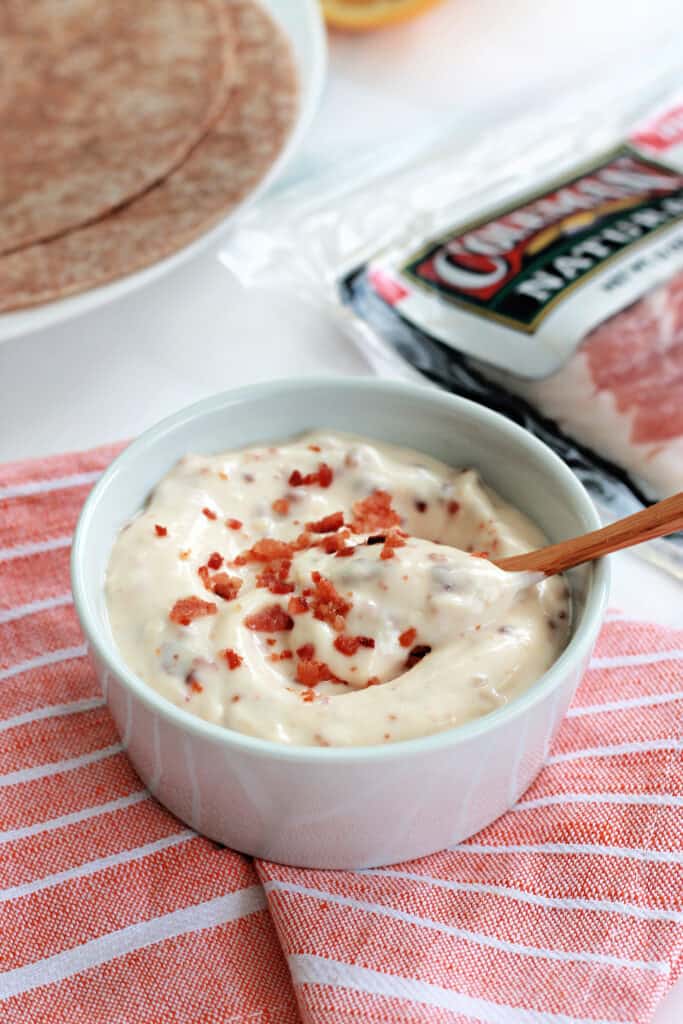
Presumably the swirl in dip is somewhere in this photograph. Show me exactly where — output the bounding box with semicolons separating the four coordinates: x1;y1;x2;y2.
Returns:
106;432;570;746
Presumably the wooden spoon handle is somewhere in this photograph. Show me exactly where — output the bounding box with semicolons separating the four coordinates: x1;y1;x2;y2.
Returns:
495;491;683;575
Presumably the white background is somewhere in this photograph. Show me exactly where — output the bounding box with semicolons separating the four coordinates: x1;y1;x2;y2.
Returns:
0;1;681;1017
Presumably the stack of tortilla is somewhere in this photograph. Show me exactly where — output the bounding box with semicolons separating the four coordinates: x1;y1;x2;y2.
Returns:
0;0;299;311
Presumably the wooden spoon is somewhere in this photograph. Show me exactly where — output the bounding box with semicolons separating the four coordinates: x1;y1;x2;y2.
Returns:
495;492;683;575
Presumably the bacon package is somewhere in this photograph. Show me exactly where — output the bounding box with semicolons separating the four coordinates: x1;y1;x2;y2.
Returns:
223;78;683;576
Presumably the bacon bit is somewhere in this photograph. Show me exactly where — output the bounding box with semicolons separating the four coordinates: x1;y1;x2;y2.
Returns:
352;490;401;533
288;595;309;616
268;649;294;662
335;545;356;557
288;463;334;488
334;635;360;656
244;605;294;632
334;635;376;656
211;574;242;601
272;497;290;516
381;531;407;561
154;524;167;537
399;627;417;648
256;558;294;595
226;518;242;531
415;500;428;513
218;471;229;481
207;552;223;570
222;648;243;670
296;643;315;661
169;596;217;626
318;530;351;555
199;565;242;601
186;675;203;693
236;538;293;565
179;549;191;560
307;511;344;534
266;638;276;646
366;676;380;687
309;571;352;630
301;688;316;703
447;500;461;516
231;694;240;702
308;444;321;452
470;550;489;559
406;644;431;668
202;507;217;520
318;463;333;488
296;659;333;686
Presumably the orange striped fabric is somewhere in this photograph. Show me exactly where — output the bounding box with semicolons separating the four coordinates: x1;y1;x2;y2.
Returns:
1;443;681;1024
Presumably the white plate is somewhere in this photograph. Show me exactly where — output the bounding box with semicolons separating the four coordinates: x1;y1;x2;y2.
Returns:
0;0;327;343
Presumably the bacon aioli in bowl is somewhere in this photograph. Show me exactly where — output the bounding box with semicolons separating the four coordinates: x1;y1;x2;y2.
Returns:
106;432;570;747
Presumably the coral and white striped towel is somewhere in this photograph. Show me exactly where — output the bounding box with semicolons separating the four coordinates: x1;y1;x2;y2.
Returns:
0;442;681;1023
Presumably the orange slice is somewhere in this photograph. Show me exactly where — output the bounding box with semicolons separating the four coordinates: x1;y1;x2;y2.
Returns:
322;0;444;31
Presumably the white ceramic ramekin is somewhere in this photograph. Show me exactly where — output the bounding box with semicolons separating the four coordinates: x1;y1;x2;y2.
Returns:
71;378;608;869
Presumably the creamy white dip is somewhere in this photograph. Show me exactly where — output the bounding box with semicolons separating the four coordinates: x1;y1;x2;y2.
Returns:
106;432;570;746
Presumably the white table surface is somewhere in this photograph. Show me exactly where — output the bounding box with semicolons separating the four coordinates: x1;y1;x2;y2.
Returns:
1;1;681;1017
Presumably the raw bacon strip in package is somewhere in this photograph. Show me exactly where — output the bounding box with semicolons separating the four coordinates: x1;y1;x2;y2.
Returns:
223;79;683;576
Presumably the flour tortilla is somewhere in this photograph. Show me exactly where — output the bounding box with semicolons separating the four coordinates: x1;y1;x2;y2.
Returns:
0;0;234;255
0;0;298;311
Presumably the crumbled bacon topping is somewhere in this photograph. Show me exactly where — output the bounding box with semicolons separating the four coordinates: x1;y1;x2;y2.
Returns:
211;574;243;601
470;550;489;559
296;643;315;661
288;595;309;616
296;659;334;686
244;605;294;632
256;559;294;595
226;518;242;531
334;635;376;656
198;565;242;601
334;545;356;557
301;688;316;703
202;507;217;520
288;462;334;488
307;511;344;534
154;524;167;537
169;596;217;626
272;497;290;516
222;648;243;670
234;538;295;565
308;444;321;452
380;531;407;561
207;552;223;570
268;649;293;662
186;674;203;693
399;627;417;648
365;676;380;687
447;500;460;516
309;571;351;631
352;490;401;533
